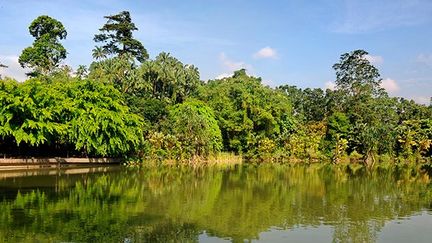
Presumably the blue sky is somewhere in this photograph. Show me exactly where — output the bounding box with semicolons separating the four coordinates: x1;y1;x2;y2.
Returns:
1;0;431;104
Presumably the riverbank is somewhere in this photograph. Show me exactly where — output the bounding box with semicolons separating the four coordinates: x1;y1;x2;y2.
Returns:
126;152;243;167
0;153;430;174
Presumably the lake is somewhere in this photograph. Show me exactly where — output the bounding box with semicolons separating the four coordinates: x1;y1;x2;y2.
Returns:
0;164;431;242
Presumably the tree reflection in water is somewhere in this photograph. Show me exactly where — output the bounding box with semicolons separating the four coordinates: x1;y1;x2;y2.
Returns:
0;164;431;242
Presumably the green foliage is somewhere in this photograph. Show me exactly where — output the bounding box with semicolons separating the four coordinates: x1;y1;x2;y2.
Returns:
0;79;68;146
327;112;350;138
28;15;67;40
19;15;67;76
199;69;293;155
284;122;327;161
0;78;143;157
277;85;328;121
133;52;200;105
333;49;383;98
94;11;148;62
331;50;392;163
87;52;202;150
75;65;88;79
322;112;350;162
165;99;222;157
129;97;167;124
92;46;108;60
4;14;432;164
396;97;432;122
396;119;432;157
65;80;144;156
89;52;200;107
88;54;139;93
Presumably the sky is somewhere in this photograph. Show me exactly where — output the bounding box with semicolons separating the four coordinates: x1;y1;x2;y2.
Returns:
0;0;431;104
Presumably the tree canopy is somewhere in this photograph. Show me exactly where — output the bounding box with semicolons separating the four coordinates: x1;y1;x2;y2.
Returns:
199;69;293;155
19;15;67;76
3;12;432;164
333;49;383;98
94;11;148;62
165;99;222;157
0;78;143;157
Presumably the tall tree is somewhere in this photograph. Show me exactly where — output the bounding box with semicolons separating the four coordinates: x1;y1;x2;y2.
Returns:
94;11;148;62
333;49;383;98
75;65;88;79
92;46;108;60
19;15;67;76
137;52;200;104
277;85;328;122
332;50;388;166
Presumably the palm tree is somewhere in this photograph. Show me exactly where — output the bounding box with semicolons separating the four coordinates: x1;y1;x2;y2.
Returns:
92;46;107;60
75;65;87;79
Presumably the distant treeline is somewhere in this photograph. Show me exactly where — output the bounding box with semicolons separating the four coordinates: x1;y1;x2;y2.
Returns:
0;12;431;165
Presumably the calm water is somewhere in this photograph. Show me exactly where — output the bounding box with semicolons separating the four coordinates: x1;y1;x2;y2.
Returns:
0;164;432;242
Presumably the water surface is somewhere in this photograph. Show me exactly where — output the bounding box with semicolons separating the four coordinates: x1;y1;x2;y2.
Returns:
0;164;431;242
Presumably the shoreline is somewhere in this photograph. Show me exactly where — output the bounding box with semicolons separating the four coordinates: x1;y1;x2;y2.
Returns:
0;157;122;166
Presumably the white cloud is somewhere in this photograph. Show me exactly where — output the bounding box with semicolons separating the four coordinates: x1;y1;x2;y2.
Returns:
219;52;251;71
325;81;336;90
411;96;430;105
416;54;432;67
215;52;254;79
262;79;274;86
215;73;232;79
253;47;278;59
0;55;29;81
380;78;400;93
364;54;383;65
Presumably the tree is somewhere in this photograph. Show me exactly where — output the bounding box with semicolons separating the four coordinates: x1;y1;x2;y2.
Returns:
75;65;88;79
92;46;108;60
278;85;329;122
333;49;383;98
137;52;200;104
324;112;350;160
88;54;139;93
66;80;144;156
94;11;148;62
396;119;432;158
332;50;391;165
165;99;222;157
19;15;67;76
199;69;293;155
277;85;305;118
0;78;143;157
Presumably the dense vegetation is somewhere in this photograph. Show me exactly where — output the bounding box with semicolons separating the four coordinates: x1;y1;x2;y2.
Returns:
0;12;431;165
